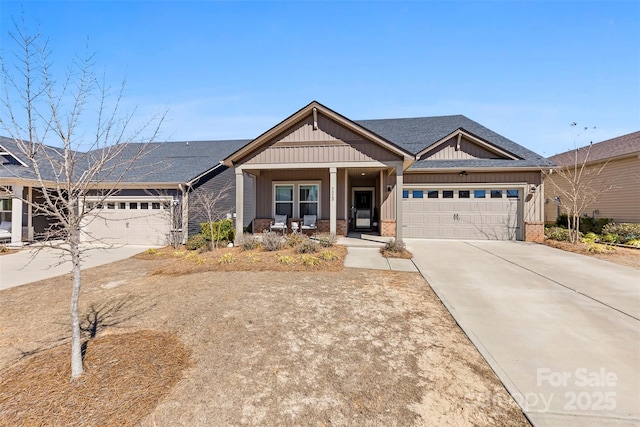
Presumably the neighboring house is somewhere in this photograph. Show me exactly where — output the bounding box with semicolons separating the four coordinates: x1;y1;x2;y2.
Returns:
0;137;252;245
224;101;552;242
544;131;640;224
1;100;554;245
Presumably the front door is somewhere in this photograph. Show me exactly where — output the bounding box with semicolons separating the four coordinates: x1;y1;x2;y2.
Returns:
353;190;373;229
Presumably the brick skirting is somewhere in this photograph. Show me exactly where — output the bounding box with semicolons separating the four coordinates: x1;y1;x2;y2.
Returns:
525;221;544;243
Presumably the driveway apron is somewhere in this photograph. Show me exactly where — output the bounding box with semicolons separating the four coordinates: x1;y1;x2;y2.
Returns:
406;239;640;427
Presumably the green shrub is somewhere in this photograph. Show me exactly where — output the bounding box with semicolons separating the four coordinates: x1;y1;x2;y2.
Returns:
186;234;208;250
200;219;235;243
236;233;260;251
581;232;599;244
296;239;320;254
601;233;620;244
301;255;321;266
318;251;338;261
384;239;406;253
545;227;572;241
602;223;640;244
316;233;337;247
261;231;283;251
277;254;295;265
625;239;640;247
285;233;306;248
217;253;235;264
556;214;612;234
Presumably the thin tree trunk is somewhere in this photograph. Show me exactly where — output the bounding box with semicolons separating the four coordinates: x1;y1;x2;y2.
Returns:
70;230;83;379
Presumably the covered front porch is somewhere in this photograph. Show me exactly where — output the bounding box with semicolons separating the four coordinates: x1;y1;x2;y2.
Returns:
234;164;405;239
0;184;37;245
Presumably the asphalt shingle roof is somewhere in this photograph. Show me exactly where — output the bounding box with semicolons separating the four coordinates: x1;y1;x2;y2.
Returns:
355;115;554;169
548;131;640;166
1;113;552;183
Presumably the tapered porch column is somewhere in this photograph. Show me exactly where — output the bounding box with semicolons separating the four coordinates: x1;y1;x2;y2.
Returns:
329;167;337;235
235;169;244;239
11;185;23;244
395;168;403;241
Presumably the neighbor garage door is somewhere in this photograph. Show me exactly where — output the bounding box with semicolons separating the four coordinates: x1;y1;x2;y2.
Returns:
82;199;172;245
402;188;521;240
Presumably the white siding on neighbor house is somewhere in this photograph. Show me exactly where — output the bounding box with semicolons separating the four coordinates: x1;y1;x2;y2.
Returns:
544;155;640;223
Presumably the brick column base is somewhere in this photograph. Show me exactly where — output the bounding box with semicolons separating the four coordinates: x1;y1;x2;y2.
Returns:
381;220;396;237
525;221;544;243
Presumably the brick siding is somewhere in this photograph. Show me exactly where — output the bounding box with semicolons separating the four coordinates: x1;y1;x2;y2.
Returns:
525;221;544;243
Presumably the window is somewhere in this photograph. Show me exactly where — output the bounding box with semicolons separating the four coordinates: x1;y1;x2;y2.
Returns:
443;190;454;199
129;202;138;209
152;202;161;209
299;184;319;216
474;190;486;198
412;190;424;199
0;198;11;222
274;185;294;217
459;190;470;199
107;203;115;209
402;190;409;199
427;190;438;199
140;202;149;210
507;190;519;198
491;190;503;198
119;202;126;209
274;183;321;218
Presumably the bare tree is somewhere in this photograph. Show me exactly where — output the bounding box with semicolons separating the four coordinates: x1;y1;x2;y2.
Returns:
0;20;164;378
544;124;614;244
189;182;232;250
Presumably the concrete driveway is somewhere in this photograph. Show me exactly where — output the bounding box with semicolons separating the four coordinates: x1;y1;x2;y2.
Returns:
406;239;640;427
0;245;154;290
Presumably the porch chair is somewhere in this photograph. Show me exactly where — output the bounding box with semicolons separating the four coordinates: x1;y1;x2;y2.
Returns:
270;214;288;235
301;215;317;236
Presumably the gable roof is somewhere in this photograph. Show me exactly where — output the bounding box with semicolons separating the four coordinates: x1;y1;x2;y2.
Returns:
222;101;416;167
356;115;554;169
549;131;640;166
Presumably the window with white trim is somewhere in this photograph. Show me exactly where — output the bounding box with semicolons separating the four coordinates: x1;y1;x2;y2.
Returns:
274;182;320;218
274;184;294;217
0;198;11;222
299;184;319;216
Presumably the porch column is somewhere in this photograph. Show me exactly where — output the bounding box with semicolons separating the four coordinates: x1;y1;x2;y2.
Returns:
395;168;403;241
27;186;33;241
329;167;337;235
11;185;23;244
235;169;244;239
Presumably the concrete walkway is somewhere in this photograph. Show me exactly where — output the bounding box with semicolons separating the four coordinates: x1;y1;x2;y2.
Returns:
339;236;418;272
406;239;640;427
0;245;155;290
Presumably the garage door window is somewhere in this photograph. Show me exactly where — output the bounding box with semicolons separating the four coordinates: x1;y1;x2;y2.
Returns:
443;190;454;198
130;202;138;209
152;202;161;209
507;190;519;198
491;190;503;198
412;190;424;199
474;190;486;198
459;190;470;198
427;190;438;199
402;190;409;199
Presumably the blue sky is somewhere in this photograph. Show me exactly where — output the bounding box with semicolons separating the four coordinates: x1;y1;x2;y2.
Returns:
0;0;638;156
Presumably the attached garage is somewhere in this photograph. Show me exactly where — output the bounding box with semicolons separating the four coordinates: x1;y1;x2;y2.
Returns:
82;198;173;245
402;187;522;240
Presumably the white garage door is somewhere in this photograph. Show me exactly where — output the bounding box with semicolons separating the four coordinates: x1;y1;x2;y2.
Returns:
402;188;521;240
82;200;172;245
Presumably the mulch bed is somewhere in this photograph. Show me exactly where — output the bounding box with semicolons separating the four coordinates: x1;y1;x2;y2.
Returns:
0;330;189;427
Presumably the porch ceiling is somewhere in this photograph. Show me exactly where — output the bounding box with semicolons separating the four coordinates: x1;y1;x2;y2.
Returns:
346;167;389;178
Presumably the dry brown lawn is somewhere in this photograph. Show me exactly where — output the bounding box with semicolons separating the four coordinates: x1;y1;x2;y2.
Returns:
544;239;640;269
0;246;528;426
